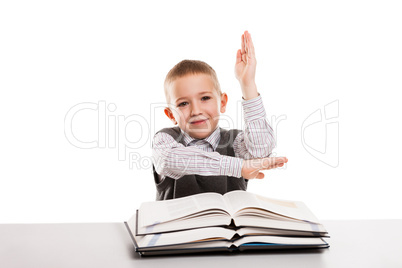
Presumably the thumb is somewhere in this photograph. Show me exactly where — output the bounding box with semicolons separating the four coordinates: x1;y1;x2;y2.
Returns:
255;172;265;179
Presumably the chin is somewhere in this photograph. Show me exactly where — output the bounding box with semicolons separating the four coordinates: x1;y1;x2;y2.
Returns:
188;130;212;140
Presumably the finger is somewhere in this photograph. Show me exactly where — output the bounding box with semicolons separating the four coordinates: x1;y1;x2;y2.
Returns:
244;31;250;57
236;49;242;64
274;163;285;169
266;163;284;171
247;31;255;59
241;34;245;54
274;157;288;163
260;157;287;169
267;164;280;170
244;32;248;55
267;157;285;165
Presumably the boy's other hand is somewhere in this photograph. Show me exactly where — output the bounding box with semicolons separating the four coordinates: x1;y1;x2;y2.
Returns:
241;157;288;179
235;30;258;100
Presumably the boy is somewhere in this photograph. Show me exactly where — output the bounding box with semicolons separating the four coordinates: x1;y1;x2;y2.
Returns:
152;31;288;200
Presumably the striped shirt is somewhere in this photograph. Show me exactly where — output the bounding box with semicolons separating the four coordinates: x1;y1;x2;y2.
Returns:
152;95;276;181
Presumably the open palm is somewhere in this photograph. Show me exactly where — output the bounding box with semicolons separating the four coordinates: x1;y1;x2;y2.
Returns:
235;31;257;88
241;157;288;179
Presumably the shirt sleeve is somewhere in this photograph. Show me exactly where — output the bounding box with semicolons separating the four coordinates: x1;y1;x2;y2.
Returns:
234;95;276;159
152;132;243;180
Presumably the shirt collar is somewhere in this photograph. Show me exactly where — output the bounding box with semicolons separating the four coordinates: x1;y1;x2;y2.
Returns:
180;127;221;150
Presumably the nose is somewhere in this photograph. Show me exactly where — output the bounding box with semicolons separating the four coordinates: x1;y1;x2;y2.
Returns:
191;101;202;116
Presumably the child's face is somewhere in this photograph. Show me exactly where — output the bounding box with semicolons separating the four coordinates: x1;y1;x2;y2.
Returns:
165;73;228;140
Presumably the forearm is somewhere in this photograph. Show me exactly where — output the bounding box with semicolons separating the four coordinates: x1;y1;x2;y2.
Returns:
242;122;275;157
241;82;258;100
152;133;243;179
235;95;276;159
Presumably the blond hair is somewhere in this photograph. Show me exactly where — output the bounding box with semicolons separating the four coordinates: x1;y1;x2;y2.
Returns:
164;60;222;103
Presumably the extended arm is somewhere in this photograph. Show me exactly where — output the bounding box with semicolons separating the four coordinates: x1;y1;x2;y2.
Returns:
152;132;286;181
152;132;242;180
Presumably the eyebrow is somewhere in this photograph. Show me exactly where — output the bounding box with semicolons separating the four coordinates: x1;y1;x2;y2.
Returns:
174;91;214;103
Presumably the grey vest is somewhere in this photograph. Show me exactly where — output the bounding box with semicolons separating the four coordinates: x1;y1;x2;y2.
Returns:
153;127;248;200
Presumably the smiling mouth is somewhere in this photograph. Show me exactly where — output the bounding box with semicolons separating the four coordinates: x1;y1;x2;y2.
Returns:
190;119;207;125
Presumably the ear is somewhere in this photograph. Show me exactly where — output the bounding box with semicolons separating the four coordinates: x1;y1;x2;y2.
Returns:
164;107;177;125
220;93;228;113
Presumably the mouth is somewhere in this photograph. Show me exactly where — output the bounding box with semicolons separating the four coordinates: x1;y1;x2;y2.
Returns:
189;119;208;125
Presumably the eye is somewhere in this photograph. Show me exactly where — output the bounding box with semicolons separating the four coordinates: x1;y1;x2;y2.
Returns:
201;96;211;101
177;102;188;107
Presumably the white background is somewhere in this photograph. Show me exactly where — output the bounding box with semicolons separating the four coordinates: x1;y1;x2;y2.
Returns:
1;0;401;223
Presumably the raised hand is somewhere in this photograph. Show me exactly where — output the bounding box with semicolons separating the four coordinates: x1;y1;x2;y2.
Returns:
235;31;258;100
241;157;288;179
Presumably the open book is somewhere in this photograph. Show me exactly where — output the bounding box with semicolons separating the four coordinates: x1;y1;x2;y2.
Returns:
125;190;329;256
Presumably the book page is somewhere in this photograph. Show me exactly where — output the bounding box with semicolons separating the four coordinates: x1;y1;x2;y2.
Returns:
192;192;228;212
236;227;324;237
223;190;262;215
253;194;319;223
224;191;320;223
139;192;229;227
234;216;327;233
233;235;327;247
137;214;231;235
136;227;235;248
140;240;233;252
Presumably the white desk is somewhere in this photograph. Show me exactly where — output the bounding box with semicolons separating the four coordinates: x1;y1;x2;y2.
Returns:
1;220;401;268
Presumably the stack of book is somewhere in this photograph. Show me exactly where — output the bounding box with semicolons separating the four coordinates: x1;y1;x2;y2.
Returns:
125;190;329;256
